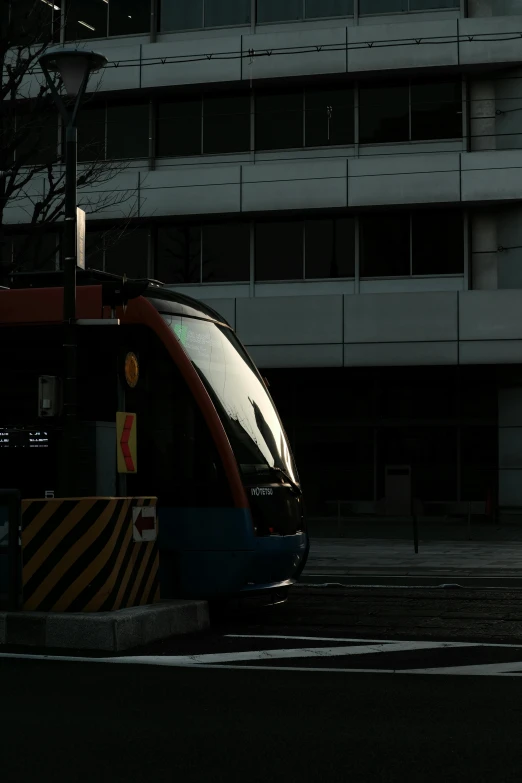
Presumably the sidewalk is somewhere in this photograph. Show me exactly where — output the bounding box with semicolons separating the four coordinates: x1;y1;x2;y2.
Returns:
304;537;522;582
307;516;522;542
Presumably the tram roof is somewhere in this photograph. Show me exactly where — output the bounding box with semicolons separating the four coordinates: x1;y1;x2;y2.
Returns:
6;268;230;328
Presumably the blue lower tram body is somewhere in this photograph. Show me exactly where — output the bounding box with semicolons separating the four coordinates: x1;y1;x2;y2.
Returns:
158;507;309;599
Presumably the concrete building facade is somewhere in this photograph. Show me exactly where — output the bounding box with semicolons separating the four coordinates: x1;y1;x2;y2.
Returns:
7;0;522;515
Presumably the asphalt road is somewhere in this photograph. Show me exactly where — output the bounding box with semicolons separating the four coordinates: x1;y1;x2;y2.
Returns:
3;657;522;783
5;586;522;782
211;585;522;644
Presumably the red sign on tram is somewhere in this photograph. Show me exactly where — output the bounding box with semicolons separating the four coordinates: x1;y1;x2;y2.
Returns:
116;412;137;474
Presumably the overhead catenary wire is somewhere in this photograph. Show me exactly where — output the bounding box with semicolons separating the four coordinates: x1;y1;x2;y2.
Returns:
15;27;522;78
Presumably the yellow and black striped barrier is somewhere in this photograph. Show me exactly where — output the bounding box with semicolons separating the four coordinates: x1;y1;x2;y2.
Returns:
21;497;159;612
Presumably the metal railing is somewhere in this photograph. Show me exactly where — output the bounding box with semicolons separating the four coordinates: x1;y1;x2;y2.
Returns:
0;489;21;611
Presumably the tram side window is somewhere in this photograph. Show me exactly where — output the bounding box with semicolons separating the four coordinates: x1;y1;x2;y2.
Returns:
124;327;232;507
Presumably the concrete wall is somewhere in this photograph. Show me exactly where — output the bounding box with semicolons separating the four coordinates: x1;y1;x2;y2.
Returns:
47;16;522;98
7;150;522;225
188;289;522;368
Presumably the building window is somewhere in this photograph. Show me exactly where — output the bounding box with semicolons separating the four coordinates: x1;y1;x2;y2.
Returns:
77;103;149;161
305;0;354;17
66;0;149;39
411;81;462;141
305;219;355;279
359;83;410;144
108;0;150;35
360;214;411;277
8;232;59;274
66;0;108;39
77;106;106;162
15;108;59;166
107;103;150;159
157;225;202;283
9;0;61;45
203;95;251;155
157;98;202;157
359;0;457;11
204;0;251;26
255;222;304;281
257;0;302;23
359;80;462;144
85;230;105;272
159;0;250;30
202;224;251;282
104;229;150;278
160;0;202;31
255;92;303;151
361;211;463;277
305;87;354;147
409;0;459;8
412;211;463;275
86;227;149;278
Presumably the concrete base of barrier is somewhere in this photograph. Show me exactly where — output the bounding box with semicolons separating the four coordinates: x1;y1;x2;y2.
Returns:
0;600;209;651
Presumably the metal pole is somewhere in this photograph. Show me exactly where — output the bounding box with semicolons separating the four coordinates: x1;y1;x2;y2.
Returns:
0;489;21;611
61;125;78;496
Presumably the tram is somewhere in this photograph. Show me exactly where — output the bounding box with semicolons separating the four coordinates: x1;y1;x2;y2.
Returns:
0;270;309;600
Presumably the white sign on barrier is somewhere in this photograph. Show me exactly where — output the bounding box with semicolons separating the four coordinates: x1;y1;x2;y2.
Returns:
132;506;156;542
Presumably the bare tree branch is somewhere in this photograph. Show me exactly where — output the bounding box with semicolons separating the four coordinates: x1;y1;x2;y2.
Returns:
1;0;139;280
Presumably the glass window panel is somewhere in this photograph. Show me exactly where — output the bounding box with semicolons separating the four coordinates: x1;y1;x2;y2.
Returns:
160;0;203;30
411;80;462;141
11;233;58;273
66;0;108;39
85;229;105;271
9;0;59;45
305;219;355;279
412;211;464;275
360;214;410;277
165;316;298;485
255;92;303;151
157;98;202;157
257;0;302;23
255;222;303;281
359;0;405;12
305;88;354;147
305;0;353;17
359;84;409;144
107;103;149;159
202;224;250;282
104;229;149;278
204;0;251;26
16;110;58;165
203;95;251;154
410;0;459;8
156;225;202;284
108;0;150;35
77;106;106;162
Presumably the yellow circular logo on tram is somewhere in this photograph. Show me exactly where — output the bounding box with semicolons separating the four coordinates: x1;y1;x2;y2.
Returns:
124;352;139;388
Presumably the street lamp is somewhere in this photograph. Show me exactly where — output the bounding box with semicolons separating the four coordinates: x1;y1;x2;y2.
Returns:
39;47;107;496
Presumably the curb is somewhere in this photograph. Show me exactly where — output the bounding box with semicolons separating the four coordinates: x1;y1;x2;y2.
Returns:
0;600;209;651
300;574;522;588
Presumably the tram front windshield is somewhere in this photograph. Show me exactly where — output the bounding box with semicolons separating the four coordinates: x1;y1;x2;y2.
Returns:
163;314;298;485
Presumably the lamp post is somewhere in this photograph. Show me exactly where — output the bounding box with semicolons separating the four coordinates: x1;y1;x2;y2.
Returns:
39;48;107;496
